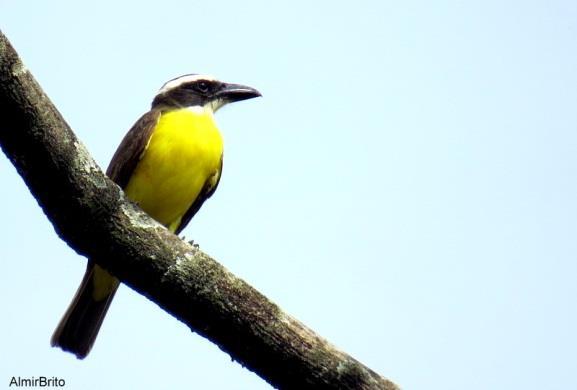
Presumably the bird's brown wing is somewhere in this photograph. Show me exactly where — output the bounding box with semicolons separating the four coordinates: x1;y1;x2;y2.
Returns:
106;109;161;188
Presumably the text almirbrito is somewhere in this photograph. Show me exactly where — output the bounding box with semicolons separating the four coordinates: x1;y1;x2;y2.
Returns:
9;376;65;387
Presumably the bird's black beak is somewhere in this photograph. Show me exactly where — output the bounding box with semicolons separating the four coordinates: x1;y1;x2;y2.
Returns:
217;82;262;103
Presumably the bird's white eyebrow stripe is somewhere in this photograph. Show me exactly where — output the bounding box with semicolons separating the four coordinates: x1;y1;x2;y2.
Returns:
158;74;216;94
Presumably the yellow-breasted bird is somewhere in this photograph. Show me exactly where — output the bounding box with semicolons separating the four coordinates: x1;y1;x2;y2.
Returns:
51;74;261;359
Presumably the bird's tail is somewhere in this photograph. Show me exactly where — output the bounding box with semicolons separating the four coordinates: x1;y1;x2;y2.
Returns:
51;262;119;359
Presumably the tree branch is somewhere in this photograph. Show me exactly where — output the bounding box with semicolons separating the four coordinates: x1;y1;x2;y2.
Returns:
0;30;399;390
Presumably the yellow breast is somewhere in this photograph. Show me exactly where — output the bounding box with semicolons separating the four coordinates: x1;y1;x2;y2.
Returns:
124;108;223;231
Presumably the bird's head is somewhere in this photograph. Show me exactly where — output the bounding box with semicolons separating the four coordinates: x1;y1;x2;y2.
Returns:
152;74;261;112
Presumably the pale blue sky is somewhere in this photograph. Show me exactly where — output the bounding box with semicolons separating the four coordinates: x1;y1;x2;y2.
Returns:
1;1;577;389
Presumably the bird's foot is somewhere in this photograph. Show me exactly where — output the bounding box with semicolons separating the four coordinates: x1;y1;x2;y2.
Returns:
180;235;200;249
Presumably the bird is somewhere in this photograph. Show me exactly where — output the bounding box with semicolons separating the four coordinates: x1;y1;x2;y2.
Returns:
51;74;261;359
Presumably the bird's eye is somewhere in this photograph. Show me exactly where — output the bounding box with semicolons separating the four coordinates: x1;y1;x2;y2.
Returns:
196;81;210;93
